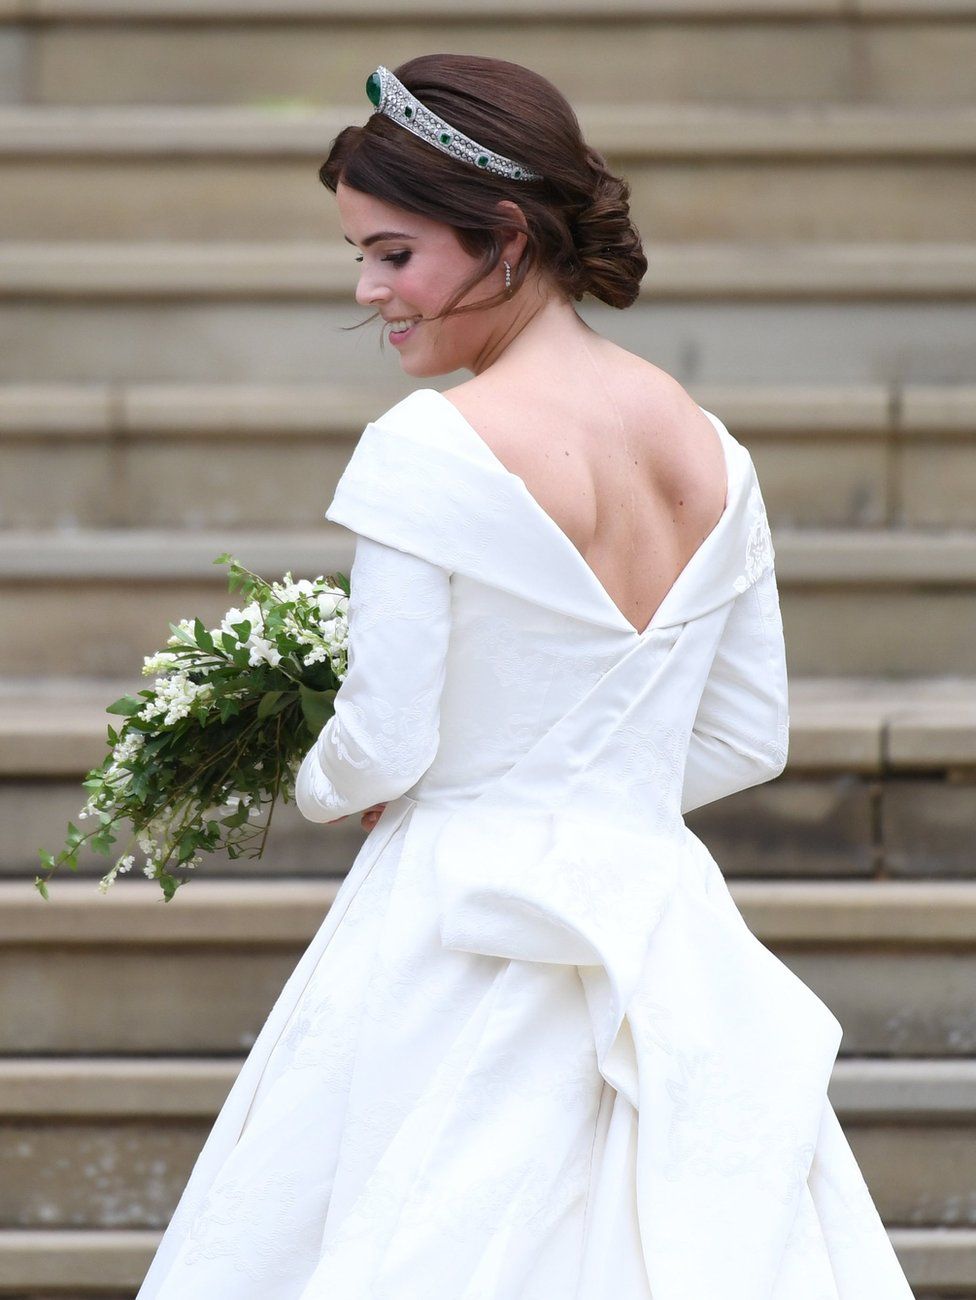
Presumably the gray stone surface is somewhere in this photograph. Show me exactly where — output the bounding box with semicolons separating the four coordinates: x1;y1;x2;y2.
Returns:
4;301;975;388
3;1112;971;1229
3;154;976;245
782;589;976;675
0;779;366;879
785;949;976;1055
0;946;296;1053
27;20;976;107
687;774;877;877
1;932;971;1056
902;437;976;528
0;28;27;104
883;779;976;878
3;528;976;675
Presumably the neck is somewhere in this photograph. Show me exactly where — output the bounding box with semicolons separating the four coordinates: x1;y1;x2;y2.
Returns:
469;279;596;378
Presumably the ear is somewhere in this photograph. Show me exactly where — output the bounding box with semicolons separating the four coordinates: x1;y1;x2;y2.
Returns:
494;199;529;261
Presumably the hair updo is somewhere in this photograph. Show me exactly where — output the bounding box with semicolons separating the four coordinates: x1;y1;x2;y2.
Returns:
318;53;648;329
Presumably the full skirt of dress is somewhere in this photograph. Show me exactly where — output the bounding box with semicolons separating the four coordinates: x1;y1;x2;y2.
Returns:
135;796;916;1300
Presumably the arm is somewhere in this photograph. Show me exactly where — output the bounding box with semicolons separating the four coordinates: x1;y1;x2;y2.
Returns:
680;562;789;816
295;534;452;824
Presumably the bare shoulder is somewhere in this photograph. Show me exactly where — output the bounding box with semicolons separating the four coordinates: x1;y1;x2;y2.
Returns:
441;356;726;558
441;357;721;485
438;377;530;468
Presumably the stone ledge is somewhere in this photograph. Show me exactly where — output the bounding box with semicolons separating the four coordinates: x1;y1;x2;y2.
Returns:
2;674;976;774
3;241;974;300
0;1229;158;1291
0;1057;240;1116
2;878;974;945
0;380;896;437
0;1227;970;1290
2;381;973;438
890;1228;976;1292
2;526;975;584
1;1054;973;1118
4;0;975;21
1;102;974;157
0;878;342;943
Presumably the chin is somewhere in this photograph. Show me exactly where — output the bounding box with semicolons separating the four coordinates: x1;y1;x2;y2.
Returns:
401;357;447;379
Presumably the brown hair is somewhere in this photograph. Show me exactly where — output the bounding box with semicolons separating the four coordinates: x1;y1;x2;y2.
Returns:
318;54;647;338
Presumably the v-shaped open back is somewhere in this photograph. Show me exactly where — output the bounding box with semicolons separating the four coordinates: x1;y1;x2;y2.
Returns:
421;387;733;639
325;387;763;639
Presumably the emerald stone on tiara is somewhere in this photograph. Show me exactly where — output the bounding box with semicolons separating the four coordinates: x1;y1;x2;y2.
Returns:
365;65;543;183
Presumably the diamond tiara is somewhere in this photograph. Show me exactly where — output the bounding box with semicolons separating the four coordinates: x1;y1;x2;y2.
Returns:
365;65;543;183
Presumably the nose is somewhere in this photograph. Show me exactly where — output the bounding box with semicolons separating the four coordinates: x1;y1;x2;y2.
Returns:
354;268;389;310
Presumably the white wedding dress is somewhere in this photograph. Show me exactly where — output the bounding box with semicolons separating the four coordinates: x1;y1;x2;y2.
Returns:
136;388;916;1299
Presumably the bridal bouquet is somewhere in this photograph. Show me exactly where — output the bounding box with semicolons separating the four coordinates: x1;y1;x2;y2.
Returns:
36;554;350;903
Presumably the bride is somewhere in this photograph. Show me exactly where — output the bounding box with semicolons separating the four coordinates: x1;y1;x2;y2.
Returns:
136;54;916;1299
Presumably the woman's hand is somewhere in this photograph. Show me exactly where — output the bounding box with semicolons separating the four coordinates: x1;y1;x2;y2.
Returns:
360;802;387;832
325;802;387;829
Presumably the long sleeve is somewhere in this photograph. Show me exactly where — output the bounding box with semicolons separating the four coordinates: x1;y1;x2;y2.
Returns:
295;534;452;824
680;562;790;816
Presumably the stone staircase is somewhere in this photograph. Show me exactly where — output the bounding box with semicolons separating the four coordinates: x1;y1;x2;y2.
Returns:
1;1;974;1295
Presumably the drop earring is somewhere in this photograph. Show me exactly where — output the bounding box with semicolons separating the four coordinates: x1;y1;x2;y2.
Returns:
504;260;512;295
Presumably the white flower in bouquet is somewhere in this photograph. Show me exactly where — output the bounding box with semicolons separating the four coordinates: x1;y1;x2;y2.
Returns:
37;554;350;903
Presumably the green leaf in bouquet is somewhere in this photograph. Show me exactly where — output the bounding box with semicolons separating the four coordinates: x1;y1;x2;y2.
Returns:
159;872;181;902
218;698;241;723
89;831;116;855
34;877;49;901
106;725;119;745
38;850;56;870
129;773;150;802
193;618;215;652
177;831;198;863
106;695;145;717
215;673;257;694
327;571;351;598
168;621;197;648
299;684;336;736
220;631;239;654
221;805;250;828
65;822;84;849
231;621;252;642
256;690;295;721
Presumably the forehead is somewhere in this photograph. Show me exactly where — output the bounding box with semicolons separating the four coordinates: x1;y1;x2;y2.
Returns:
335;180;444;244
336;182;420;233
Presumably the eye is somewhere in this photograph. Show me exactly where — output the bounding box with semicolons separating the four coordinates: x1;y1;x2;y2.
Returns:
353;251;412;267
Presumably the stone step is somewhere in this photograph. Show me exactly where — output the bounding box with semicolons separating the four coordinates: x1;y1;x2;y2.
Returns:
3;0;975;108
1;1057;972;1230
1;104;974;242
0;1229;972;1299
2;674;975;882
0;878;973;1055
1;527;975;674
7;240;975;300
1;380;973;530
5;297;975;387
4;0;976;15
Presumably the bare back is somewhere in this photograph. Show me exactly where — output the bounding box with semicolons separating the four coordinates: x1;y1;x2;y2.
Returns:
442;349;729;636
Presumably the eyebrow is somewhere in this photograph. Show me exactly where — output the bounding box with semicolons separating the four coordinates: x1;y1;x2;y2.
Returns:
343;231;417;249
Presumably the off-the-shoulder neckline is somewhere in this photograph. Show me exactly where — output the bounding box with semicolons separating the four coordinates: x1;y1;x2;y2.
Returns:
412;386;734;640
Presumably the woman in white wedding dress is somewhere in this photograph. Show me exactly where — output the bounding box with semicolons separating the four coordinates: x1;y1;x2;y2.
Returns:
136;55;916;1300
